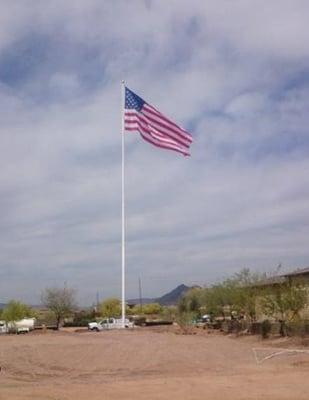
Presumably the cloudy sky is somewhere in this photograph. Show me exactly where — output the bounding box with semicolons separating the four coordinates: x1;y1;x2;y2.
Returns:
0;1;308;305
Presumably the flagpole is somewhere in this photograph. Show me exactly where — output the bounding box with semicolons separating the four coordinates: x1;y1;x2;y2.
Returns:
121;80;126;328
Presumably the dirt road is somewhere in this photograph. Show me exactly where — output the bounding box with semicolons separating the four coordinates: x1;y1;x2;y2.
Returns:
0;328;308;399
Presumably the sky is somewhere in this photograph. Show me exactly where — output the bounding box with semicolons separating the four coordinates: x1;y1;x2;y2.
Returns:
0;0;309;306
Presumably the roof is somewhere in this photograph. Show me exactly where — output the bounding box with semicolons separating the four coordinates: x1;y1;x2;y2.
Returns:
282;267;309;277
254;275;285;288
253;267;309;288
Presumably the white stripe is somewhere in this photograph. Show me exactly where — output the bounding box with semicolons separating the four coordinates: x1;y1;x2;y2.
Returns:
137;112;191;148
126;116;185;148
132;119;189;154
139;127;189;155
143;104;192;140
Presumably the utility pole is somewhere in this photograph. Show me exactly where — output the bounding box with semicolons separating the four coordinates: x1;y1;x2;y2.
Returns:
96;291;100;308
139;276;143;313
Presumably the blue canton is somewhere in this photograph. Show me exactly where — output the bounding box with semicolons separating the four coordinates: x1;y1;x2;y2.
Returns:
125;87;145;111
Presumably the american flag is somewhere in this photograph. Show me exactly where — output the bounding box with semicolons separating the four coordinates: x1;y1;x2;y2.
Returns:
124;87;193;156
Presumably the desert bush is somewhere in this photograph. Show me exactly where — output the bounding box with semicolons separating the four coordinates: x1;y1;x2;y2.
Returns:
99;298;121;318
140;303;162;315
261;319;271;339
2;300;36;323
286;320;309;337
64;309;96;327
260;279;308;336
175;311;196;334
180;268;265;321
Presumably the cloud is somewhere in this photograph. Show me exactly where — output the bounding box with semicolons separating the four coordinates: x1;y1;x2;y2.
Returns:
0;1;308;305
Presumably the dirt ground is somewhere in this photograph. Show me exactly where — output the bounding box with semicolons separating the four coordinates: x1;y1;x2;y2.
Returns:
1;327;309;400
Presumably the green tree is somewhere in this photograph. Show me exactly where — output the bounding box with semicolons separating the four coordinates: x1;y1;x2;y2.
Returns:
178;269;265;322
140;303;162;315
260;279;307;336
178;288;203;315
202;269;265;320
99;298;122;318
41;286;77;329
2;300;36;324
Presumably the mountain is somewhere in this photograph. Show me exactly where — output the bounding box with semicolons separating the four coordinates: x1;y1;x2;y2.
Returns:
157;284;192;306
0;303;7;310
128;284;196;306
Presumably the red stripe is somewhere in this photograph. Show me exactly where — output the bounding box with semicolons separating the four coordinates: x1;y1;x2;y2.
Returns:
134;120;190;155
125;114;190;148
143;104;192;140
125;111;138;117
130;118;181;148
126;108;192;144
124;108;192;156
126;116;189;154
136;113;190;148
139;130;190;156
141;108;192;144
126;120;182;147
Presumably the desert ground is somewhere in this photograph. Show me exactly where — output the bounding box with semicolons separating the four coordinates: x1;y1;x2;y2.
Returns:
0;327;309;400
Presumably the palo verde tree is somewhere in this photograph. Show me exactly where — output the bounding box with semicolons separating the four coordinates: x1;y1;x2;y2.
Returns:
178;287;203;316
131;302;163;315
179;269;266;321
260;278;308;336
2;300;36;324
99;298;122;318
41;286;77;329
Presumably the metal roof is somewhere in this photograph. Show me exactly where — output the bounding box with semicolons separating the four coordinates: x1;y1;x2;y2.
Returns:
282;267;309;277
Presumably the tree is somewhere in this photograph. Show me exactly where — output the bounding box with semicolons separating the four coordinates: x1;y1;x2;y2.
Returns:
178;269;265;322
260;279;308;336
2;300;35;324
178;288;203;317
201;269;266;321
145;303;162;315
99;298;121;318
41;286;77;329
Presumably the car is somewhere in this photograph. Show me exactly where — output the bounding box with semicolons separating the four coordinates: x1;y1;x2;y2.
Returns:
0;320;8;334
88;317;134;331
202;314;211;322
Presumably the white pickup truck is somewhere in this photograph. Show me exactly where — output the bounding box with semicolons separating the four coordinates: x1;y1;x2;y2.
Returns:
88;317;134;331
0;320;7;334
0;318;35;334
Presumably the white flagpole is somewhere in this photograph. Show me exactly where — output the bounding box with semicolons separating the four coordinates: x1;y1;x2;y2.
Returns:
121;80;126;328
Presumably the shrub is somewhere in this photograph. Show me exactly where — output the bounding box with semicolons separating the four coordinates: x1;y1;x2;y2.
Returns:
261;319;271;339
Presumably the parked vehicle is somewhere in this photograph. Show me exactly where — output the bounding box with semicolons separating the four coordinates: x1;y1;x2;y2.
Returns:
7;318;36;334
88;317;134;331
0;320;8;334
0;318;35;334
202;314;211;322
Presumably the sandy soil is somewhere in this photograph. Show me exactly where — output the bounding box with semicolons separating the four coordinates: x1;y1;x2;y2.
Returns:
0;327;309;400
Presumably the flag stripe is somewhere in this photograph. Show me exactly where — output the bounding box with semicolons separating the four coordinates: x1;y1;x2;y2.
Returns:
125;112;190;148
140;132;190;156
142;107;192;144
138;112;191;147
126;118;190;156
125;119;183;147
127;119;188;152
139;129;190;156
143;104;192;141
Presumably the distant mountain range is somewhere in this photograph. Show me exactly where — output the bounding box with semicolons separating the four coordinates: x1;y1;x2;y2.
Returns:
128;284;197;306
0;284;197;310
